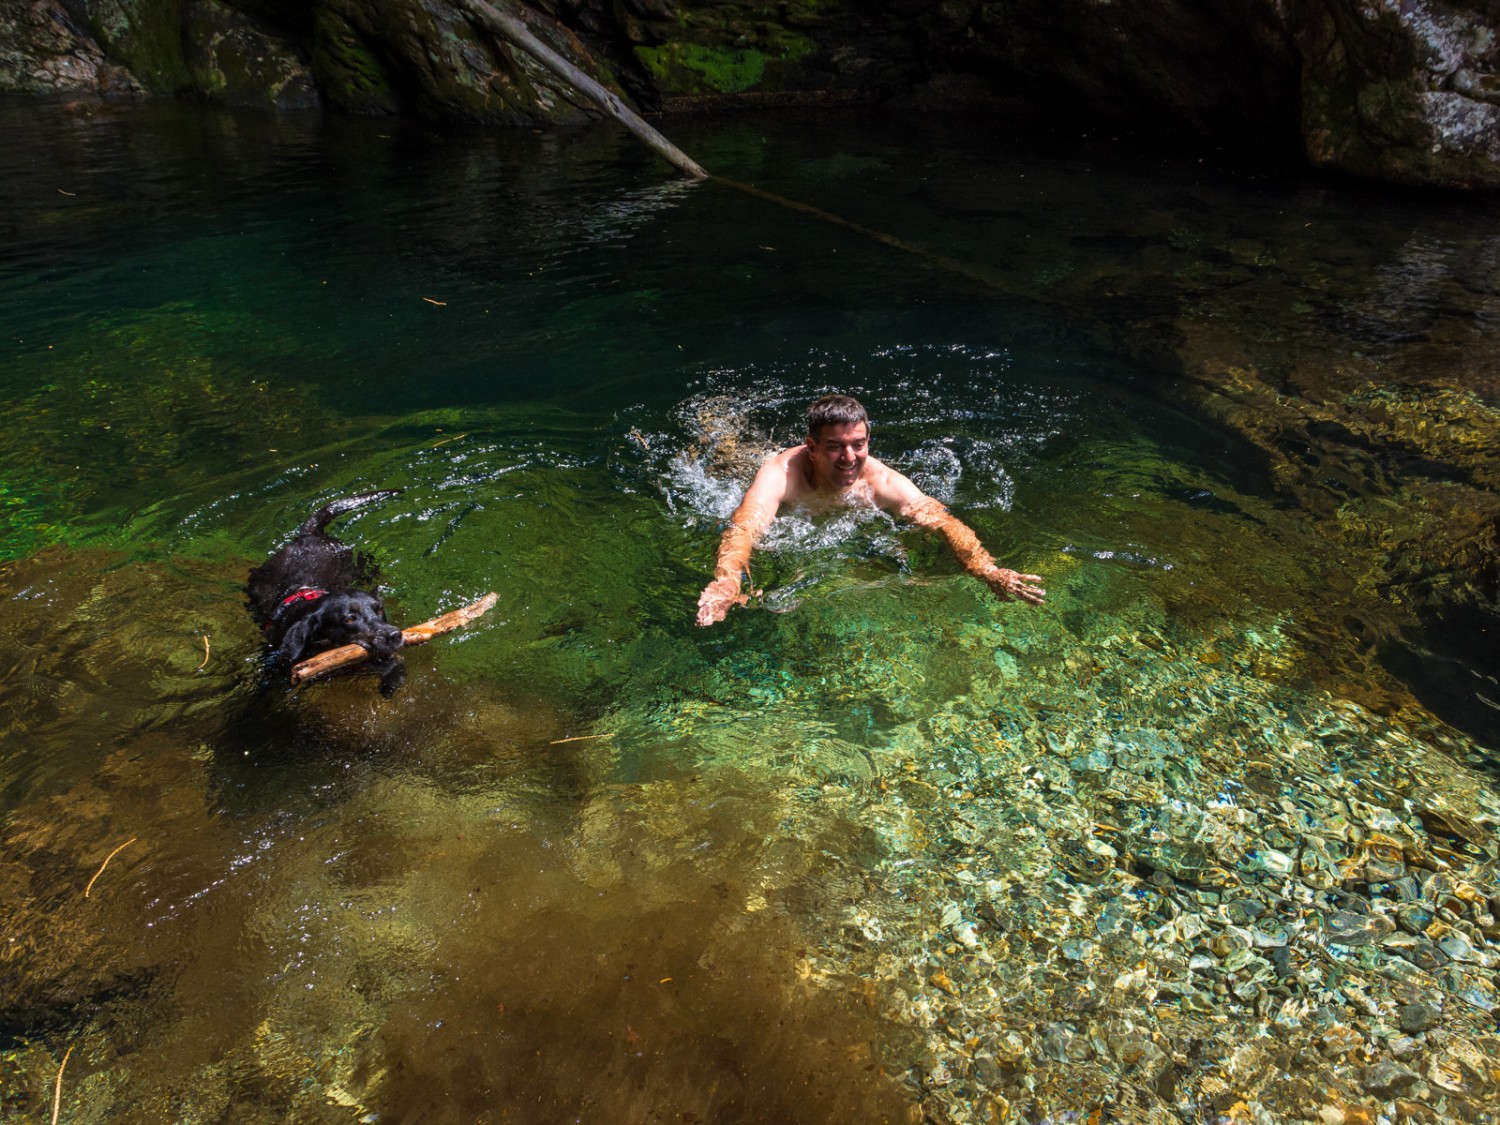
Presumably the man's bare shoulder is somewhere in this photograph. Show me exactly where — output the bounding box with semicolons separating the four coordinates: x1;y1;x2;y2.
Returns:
737;445;807;510
765;445;806;469
863;456;927;512
761;445;811;493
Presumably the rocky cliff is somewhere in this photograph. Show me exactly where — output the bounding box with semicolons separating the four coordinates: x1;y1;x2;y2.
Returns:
2;1;1497;186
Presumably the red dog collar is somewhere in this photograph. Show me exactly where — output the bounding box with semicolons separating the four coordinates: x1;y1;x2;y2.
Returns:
281;588;328;606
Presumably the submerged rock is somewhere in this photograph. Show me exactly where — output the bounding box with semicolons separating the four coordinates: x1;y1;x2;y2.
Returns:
1398;1001;1442;1033
1325;909;1396;947
1361;1060;1423;1096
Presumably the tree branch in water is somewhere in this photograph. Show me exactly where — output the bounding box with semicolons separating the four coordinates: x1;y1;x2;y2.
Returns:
289;593;499;686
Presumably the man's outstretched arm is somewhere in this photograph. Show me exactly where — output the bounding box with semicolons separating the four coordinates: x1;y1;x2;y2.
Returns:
696;459;787;626
899;495;1046;606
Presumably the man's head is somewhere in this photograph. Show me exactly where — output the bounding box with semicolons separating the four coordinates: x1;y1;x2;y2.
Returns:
805;394;870;491
805;394;869;442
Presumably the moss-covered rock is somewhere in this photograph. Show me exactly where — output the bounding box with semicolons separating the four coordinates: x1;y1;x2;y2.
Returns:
0;0;112;94
309;0;630;123
0;2;146;96
1293;0;1500;189
1;0;1499;188
82;0;192;93
183;0;319;109
310;4;403;113
635;42;764;95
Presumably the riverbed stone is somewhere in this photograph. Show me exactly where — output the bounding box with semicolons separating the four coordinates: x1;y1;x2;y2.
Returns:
1398;1001;1442;1034
1361;1060;1423;1096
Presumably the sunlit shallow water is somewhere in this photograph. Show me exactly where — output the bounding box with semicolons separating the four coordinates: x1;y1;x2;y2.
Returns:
2;99;1499;1123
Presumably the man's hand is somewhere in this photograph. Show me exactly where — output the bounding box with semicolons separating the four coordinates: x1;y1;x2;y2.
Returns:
696;576;750;626
982;566;1046;606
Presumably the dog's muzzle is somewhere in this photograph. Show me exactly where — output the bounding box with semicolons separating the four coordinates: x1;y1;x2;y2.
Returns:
365;624;406;659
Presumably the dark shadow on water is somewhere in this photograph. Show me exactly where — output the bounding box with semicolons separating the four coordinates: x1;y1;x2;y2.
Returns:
202;671;582;819
1384;624;1500;758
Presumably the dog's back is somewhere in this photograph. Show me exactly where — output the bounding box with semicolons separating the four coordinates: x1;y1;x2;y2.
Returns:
248;491;399;621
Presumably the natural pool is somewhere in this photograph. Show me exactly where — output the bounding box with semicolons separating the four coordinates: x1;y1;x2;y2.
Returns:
2;98;1498;1123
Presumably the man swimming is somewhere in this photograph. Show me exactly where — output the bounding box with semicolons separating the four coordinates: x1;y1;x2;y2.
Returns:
695;394;1046;626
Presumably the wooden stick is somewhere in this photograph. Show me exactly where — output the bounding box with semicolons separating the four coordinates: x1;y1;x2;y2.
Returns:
289;593;499;686
460;0;708;180
51;1044;74;1125
84;837;136;898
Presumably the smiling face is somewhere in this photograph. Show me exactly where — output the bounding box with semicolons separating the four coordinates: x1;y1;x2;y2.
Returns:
806;420;870;491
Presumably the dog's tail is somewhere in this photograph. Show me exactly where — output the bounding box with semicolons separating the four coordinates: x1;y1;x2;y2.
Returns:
298;490;402;536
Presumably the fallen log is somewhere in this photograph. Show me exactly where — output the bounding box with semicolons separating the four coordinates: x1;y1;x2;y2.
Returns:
465;2;1028;297
462;0;708;180
289;592;499;686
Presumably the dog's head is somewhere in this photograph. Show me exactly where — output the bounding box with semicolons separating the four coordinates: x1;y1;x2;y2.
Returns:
276;590;405;665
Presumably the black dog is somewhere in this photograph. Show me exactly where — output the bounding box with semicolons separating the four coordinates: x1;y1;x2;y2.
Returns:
248;491;405;692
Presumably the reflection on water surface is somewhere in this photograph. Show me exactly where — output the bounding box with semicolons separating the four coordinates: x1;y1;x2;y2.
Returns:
2;99;1499;1123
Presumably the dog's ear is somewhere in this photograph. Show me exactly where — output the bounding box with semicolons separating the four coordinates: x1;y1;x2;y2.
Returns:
276;617;314;665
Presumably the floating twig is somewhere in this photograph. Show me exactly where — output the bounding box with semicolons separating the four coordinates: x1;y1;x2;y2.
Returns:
84;838;137;898
197;633;211;671
421;297;447;306
627;429;650;450
289;593;499;685
58;189;75;197
548;733;614;745
431;432;468;449
51;1043;74;1125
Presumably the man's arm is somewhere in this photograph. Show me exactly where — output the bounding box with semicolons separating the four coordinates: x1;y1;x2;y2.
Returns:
873;467;1045;606
695;456;790;626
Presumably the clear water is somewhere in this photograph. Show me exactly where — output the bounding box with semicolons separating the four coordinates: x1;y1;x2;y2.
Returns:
2;99;1498;1122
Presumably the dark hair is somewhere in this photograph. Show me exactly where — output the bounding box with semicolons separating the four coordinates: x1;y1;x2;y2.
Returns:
806;394;869;440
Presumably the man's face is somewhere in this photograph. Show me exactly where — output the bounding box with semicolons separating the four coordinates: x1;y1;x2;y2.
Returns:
806;421;869;490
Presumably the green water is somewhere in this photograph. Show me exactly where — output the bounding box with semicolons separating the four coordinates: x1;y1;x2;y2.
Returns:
2;100;1499;1123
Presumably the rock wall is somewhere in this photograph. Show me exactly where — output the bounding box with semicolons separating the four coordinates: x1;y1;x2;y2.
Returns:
1;0;1498;187
1293;0;1500;188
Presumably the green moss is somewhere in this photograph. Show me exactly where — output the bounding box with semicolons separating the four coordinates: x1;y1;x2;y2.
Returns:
90;0;192;92
634;5;821;98
310;7;402;114
635;43;767;95
764;27;816;62
0;473;70;560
